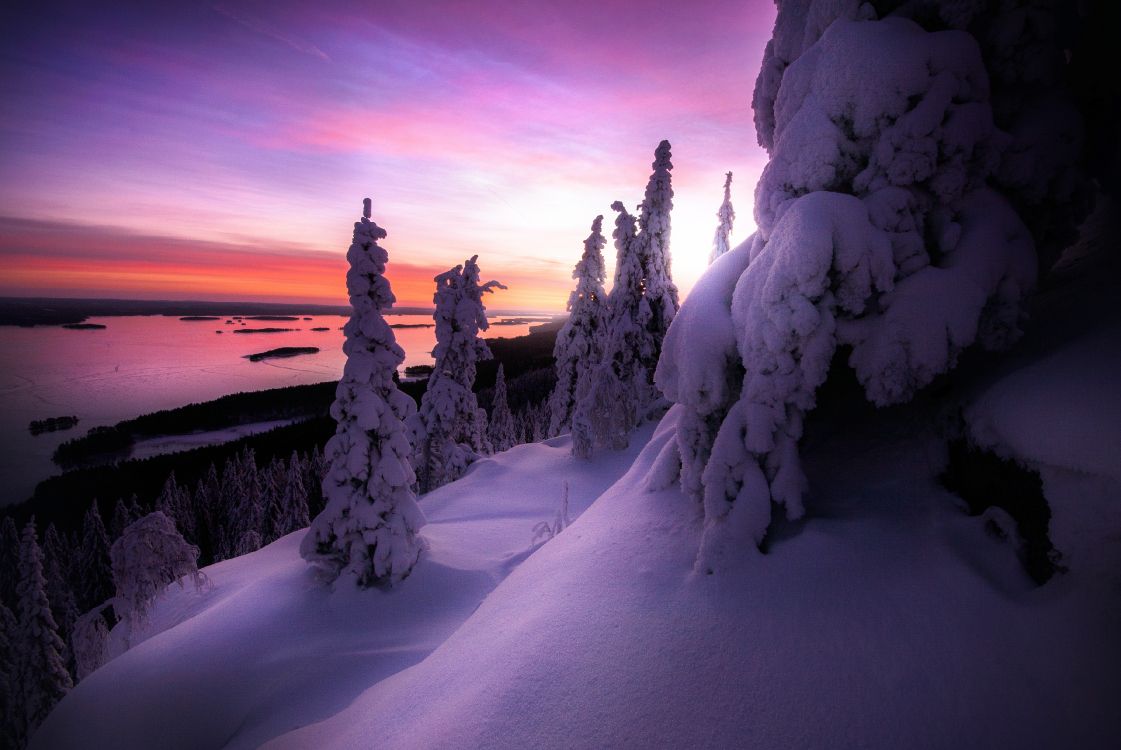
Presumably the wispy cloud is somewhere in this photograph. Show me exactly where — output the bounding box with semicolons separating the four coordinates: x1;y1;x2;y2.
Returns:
211;3;332;62
0;0;774;305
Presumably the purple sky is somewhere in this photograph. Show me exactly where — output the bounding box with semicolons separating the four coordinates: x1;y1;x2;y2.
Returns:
0;0;776;309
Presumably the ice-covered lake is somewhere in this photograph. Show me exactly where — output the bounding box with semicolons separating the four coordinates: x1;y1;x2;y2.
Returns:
0;313;540;506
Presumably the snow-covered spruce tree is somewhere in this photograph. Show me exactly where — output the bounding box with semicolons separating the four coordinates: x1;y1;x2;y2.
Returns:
304;446;327;517
41;525;78;674
636;139;679;372
0;602;18;749
410;255;506;492
14;522;72;742
0;516;19;609
156;472;195;543
261;458;285;540
548;215;609;437
109;497;137;541
709;171;735;264
225;448;264;558
488;364;516;453
111;511;203;632
76;501;112;613
193;463;222;562
267;451;309;540
573;202;650;457
282;451;311;534
656;3;1093;571
300;199;425;587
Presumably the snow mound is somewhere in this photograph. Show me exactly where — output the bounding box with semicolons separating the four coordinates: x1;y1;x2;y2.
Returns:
965;322;1121;484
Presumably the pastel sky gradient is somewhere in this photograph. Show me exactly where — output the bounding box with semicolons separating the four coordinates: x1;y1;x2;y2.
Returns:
0;0;776;311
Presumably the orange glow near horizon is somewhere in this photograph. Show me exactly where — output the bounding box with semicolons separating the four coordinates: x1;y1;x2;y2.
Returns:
1;1;774;312
0;218;573;311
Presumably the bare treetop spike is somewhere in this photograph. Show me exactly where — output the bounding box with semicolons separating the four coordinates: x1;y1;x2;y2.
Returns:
362;198;372;219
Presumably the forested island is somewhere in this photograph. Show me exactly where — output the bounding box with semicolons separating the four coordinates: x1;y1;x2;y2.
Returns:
243;346;319;361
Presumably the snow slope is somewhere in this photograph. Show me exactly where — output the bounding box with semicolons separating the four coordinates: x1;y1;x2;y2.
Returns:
268;396;1119;749
32;430;653;750
35;323;1121;750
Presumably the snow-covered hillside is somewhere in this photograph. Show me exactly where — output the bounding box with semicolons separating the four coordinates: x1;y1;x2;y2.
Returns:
35;297;1121;748
28;1;1121;747
31;431;653;749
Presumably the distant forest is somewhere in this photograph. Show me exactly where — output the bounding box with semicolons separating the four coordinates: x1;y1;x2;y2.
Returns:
3;321;563;539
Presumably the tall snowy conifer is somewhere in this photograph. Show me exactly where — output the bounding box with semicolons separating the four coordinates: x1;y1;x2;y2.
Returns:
573;202;649;456
488;364;516;453
300;199;425;587
636;139;679;371
709;171;735;264
279;451;310;536
14;522;72;741
411;255;505;492
548;215;608;437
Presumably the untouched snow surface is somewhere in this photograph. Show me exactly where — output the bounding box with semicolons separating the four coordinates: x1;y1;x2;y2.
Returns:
35;328;1120;749
269;398;1119;749
34;430;652;750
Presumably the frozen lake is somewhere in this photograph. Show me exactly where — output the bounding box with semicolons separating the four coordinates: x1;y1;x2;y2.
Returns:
0;313;540;506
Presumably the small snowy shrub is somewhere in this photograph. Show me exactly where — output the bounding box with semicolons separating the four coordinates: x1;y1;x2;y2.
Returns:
531;482;572;546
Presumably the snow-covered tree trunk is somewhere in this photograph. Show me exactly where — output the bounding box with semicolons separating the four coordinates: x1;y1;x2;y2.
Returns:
548;215;609;437
410;255;505;492
709;171;735;264
14;522;72;742
655;3;1086;572
300;199;426;587
488;364;516;453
